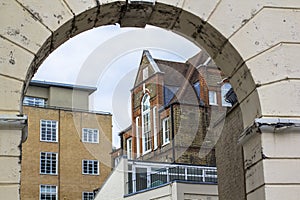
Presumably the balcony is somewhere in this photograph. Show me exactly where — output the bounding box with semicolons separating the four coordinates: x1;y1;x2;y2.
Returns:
126;161;217;195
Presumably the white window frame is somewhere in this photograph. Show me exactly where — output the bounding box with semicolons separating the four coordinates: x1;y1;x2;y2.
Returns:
136;117;140;158
82;160;99;175
153;107;158;150
141;94;152;154
40;185;57;200
209;91;217;106
143;67;149;80
23;96;46;107
127;138;133;160
82;192;94;200
40;152;58;175
40;120;58;142
221;83;232;107
82;128;99;143
162;117;170;145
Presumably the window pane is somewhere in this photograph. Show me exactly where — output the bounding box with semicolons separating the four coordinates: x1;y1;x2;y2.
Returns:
82;128;99;143
40;120;58;142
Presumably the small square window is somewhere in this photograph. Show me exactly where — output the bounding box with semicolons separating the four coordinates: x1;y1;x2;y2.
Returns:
82;128;99;143
82;160;99;175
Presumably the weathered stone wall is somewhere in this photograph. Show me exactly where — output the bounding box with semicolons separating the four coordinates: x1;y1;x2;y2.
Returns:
215;106;245;200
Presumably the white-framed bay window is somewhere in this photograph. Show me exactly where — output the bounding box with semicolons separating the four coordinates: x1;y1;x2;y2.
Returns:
141;94;151;154
82;128;99;143
40;185;57;200
162;117;170;145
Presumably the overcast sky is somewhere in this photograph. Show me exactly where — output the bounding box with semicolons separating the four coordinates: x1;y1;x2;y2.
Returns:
33;25;200;148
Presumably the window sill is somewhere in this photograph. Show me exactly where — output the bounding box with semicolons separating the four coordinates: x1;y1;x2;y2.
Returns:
82;173;100;176
162;141;170;147
142;149;152;156
40;173;58;176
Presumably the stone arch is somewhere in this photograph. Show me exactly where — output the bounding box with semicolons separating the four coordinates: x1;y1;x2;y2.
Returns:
1;1;300;199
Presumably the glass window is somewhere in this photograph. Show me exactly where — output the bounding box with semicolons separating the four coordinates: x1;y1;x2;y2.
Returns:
82;192;94;200
193;81;200;98
136;117;140;158
208;91;217;105
82;128;99;143
142;94;151;153
143;67;149;80
23;96;45;107
127;138;132;160
162;117;170;145
40;152;58;175
221;83;232;107
40;120;58;142
82;160;99;175
153;107;158;150
40;185;57;200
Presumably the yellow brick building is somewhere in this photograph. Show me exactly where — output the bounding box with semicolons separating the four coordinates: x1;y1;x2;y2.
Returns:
20;80;112;200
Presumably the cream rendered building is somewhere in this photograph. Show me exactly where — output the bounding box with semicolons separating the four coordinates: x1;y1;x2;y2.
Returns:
21;80;112;200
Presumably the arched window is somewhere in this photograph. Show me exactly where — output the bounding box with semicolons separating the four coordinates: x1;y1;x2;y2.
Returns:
221;83;232;107
141;94;151;153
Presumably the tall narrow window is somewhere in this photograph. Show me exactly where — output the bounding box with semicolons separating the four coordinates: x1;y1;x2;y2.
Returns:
82;192;94;200
193;81;200;98
136;117;140;158
40;185;57;200
221;83;232;107
209;91;217;106
82;128;99;143
82;160;99;175
153;107;158;150
127;138;132;159
162;117;170;145
40;152;58;175
142;94;151;154
40;120;58;142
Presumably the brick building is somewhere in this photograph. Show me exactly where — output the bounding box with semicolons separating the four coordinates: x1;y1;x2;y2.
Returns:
118;50;232;167
20;80;112;200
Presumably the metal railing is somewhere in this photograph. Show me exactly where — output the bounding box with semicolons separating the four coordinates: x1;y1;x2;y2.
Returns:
126;165;217;194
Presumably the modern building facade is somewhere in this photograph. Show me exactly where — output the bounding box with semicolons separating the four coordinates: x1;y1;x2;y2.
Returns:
20;80;112;200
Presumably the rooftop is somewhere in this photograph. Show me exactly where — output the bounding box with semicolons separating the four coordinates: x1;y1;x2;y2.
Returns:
29;80;97;94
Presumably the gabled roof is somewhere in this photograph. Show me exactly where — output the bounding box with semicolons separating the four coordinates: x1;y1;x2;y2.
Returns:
133;50;162;87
